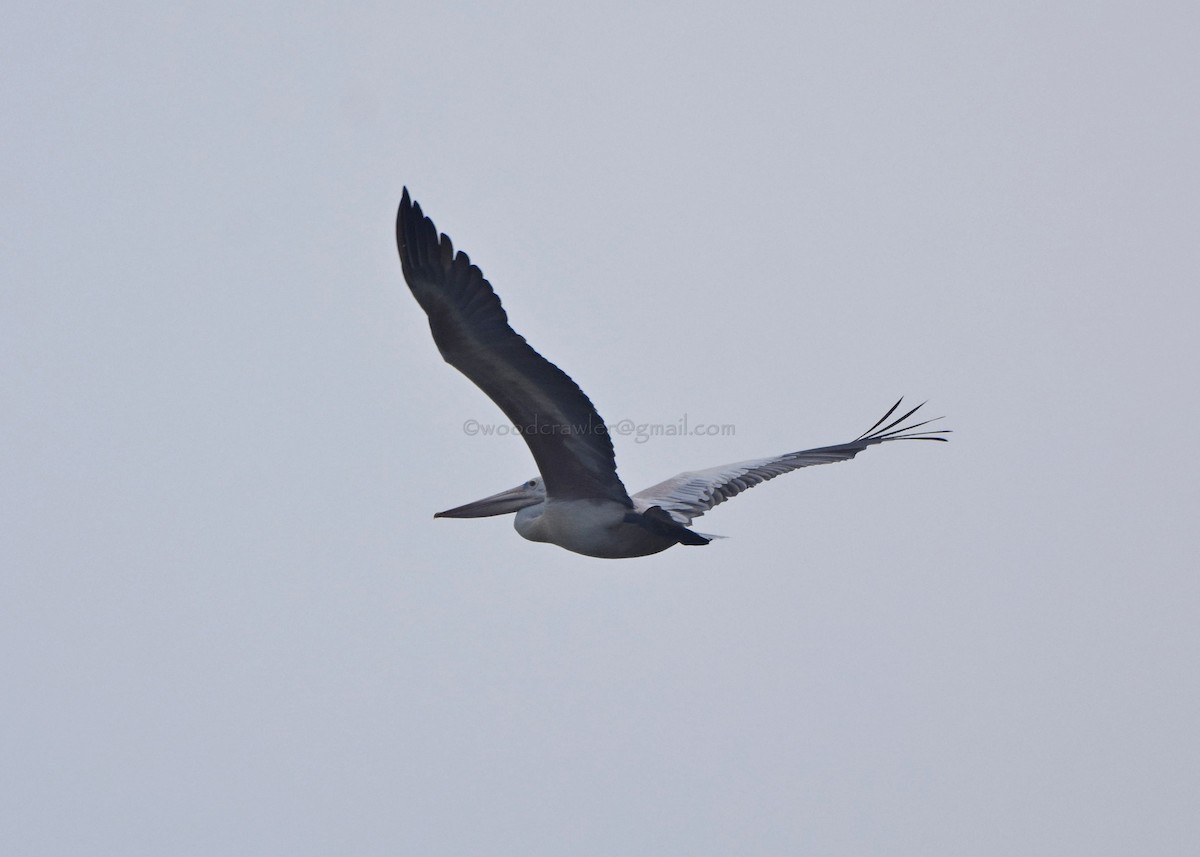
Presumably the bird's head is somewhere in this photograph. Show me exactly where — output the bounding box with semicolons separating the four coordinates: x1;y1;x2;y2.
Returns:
434;477;545;518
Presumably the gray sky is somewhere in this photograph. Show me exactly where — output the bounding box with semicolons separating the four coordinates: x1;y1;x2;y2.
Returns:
3;2;1198;855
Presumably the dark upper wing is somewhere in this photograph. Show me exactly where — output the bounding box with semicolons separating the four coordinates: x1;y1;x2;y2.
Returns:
396;188;631;506
633;399;949;523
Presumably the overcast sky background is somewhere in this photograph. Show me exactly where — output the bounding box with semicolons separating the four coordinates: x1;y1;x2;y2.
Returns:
3;3;1198;855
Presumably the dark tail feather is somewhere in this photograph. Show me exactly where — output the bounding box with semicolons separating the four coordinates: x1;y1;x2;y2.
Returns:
626;507;711;547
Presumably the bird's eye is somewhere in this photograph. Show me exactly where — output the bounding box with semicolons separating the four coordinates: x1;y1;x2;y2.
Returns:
526;480;537;488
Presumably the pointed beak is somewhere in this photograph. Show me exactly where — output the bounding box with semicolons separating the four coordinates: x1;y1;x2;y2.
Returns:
434;483;541;519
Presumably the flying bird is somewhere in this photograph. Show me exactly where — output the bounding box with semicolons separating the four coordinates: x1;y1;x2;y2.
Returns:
396;189;948;558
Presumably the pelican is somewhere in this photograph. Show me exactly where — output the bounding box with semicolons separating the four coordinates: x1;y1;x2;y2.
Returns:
397;189;948;558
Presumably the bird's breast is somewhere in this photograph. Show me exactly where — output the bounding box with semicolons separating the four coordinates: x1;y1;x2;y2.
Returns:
515;499;674;559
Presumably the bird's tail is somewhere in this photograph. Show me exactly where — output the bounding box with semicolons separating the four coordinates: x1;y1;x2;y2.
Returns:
626;506;712;547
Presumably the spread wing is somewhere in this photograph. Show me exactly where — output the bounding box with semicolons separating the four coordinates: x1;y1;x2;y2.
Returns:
397;189;632;506
633;399;948;524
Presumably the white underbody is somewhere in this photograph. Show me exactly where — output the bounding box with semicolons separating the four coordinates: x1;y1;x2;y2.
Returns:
515;498;676;559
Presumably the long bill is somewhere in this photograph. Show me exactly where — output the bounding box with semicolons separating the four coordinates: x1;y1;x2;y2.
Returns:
434;483;542;519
